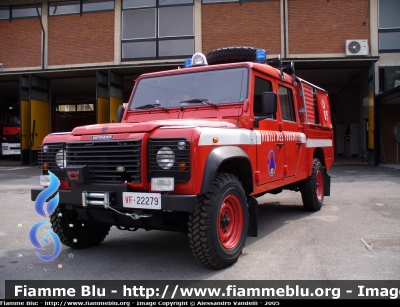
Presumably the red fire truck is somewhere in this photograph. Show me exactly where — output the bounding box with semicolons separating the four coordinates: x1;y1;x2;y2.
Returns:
31;47;334;269
1;105;21;156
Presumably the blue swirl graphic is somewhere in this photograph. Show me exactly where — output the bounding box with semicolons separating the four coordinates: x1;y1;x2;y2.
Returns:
42;236;50;245
29;221;50;249
30;171;62;261
29;221;62;261
34;171;60;217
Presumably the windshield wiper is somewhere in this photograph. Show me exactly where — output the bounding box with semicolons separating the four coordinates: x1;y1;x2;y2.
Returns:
135;104;168;112
180;98;217;108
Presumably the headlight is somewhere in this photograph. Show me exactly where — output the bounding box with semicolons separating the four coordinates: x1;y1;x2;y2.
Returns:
55;149;66;169
42;145;49;153
156;147;175;169
177;141;186;150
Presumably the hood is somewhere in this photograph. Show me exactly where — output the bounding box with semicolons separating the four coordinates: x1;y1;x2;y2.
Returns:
71;119;237;135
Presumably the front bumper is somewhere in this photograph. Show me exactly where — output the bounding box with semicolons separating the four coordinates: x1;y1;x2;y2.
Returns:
31;183;198;212
1;143;21;155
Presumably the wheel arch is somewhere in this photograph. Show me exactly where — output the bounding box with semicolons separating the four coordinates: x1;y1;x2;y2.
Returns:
313;147;326;167
200;146;253;195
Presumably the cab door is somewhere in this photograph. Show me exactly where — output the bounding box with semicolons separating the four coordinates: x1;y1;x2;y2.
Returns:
277;84;304;178
253;76;285;185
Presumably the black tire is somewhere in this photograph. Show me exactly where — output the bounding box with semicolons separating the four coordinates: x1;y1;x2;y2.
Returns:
206;47;258;65
188;173;248;269
50;205;111;249
300;158;324;211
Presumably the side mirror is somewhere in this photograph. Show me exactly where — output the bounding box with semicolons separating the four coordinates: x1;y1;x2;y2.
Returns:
117;105;125;123
254;92;277;128
262;92;277;115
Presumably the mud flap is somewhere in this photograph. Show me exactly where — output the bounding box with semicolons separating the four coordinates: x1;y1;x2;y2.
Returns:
247;196;258;237
324;171;331;196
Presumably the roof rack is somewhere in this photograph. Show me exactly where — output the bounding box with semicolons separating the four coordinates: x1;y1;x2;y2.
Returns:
267;55;297;86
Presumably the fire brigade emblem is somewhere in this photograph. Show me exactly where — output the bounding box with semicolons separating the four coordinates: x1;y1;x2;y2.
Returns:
267;149;277;177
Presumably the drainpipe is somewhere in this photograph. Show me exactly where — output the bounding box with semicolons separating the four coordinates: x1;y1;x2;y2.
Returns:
34;0;45;70
283;0;287;58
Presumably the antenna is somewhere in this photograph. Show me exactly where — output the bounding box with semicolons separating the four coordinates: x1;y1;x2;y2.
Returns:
291;62;297;86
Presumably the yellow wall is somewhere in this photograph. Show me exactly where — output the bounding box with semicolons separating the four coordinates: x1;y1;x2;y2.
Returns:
31;100;50;150
110;96;123;123
97;97;109;123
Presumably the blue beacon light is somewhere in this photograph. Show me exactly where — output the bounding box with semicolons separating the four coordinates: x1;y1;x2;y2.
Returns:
256;49;267;63
184;58;192;68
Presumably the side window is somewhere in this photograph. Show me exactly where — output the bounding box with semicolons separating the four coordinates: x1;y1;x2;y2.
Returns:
253;76;272;117
278;85;296;122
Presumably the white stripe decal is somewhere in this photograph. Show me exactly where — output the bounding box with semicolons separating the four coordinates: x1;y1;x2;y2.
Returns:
306;139;332;147
198;128;256;146
198;128;309;146
255;131;306;144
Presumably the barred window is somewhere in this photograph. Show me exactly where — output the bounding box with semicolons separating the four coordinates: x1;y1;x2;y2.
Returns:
121;0;194;60
49;0;114;16
12;5;41;18
378;0;400;52
202;0;238;3
49;1;80;15
0;7;10;20
83;0;114;12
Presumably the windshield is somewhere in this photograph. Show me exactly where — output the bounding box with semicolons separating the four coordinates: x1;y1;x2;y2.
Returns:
129;67;249;110
3;110;20;127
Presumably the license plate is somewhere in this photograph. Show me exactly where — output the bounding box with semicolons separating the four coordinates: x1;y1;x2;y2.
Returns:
122;192;161;210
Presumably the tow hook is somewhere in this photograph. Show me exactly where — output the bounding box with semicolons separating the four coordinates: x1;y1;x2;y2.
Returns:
105;204;153;221
126;213;153;220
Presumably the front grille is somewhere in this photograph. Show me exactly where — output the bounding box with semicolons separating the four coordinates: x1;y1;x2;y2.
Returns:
38;143;66;179
39;143;65;170
66;140;142;183
148;138;190;182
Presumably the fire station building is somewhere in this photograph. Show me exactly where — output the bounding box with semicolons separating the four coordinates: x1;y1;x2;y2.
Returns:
0;0;399;165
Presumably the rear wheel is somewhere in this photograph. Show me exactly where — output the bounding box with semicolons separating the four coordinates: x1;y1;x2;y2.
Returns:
50;205;111;249
188;173;248;269
301;158;324;211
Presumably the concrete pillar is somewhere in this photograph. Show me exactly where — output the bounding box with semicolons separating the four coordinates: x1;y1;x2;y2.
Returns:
194;0;202;53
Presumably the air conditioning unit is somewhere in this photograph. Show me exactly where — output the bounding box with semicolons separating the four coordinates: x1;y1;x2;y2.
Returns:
346;39;369;56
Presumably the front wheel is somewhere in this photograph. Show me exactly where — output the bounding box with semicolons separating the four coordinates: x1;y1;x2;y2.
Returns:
50;205;111;249
188;173;248;269
300;158;324;211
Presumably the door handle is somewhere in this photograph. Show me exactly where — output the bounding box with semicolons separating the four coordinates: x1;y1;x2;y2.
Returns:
277;143;284;147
